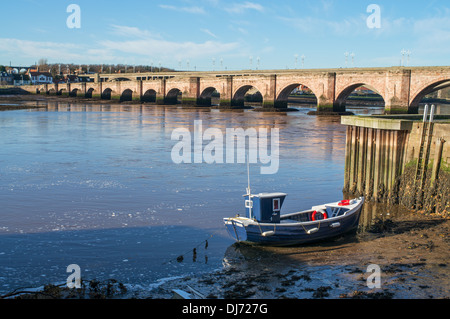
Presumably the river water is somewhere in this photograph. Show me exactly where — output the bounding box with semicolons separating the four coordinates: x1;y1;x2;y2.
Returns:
0;101;385;295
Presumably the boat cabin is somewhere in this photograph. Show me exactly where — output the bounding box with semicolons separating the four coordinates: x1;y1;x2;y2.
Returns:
244;193;287;223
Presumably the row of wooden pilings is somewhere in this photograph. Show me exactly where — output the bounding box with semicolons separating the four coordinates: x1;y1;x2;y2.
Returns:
343;123;408;201
341;109;448;209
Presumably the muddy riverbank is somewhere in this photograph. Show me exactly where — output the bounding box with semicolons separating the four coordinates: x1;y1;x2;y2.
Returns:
146;207;449;299
6;206;449;299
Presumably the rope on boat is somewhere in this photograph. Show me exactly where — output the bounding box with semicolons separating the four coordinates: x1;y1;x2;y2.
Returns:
256;217;321;237
301;220;321;235
256;221;276;236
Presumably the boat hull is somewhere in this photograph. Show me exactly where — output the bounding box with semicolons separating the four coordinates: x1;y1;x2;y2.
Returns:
224;198;364;246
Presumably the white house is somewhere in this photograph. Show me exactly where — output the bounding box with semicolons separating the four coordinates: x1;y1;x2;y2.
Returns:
28;71;53;84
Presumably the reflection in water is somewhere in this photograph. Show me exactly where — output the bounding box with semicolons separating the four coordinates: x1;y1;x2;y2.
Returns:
0;101;392;294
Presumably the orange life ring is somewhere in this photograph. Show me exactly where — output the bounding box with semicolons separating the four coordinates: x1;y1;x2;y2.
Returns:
312;210;328;221
338;200;351;206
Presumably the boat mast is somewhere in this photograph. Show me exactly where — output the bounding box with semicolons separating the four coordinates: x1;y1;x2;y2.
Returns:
245;152;253;219
246;153;251;197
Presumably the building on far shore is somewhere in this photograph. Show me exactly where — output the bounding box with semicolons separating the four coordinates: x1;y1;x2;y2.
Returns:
0;71;14;85
27;70;53;85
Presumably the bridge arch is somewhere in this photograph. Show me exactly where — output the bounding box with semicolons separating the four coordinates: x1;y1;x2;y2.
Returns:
120;89;133;102
335;83;385;112
165;88;182;105
410;78;450;113
101;88;114;100
276;83;318;109
142;89;157;103
69;88;79;97
86;87;96;98
198;87;220;106
57;88;67;96
232;85;263;107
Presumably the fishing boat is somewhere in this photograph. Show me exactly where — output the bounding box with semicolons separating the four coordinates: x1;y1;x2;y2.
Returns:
223;192;364;246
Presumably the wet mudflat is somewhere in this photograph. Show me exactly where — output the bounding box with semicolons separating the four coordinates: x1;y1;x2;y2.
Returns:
147;204;449;299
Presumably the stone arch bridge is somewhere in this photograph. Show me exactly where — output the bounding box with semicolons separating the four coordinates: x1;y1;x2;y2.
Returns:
23;66;450;114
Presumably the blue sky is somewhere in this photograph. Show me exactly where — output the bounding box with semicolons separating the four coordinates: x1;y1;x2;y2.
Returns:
1;0;449;70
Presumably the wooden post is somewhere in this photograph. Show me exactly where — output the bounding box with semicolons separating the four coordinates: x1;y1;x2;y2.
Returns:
365;128;374;197
431;138;445;189
373;129;382;199
344;126;352;191
357;127;366;194
349;126;357;191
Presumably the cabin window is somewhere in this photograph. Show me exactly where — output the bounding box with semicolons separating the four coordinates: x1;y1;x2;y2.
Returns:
273;198;281;212
245;200;253;208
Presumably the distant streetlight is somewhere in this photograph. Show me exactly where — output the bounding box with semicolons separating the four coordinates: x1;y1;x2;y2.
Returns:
212;58;216;71
345;52;349;67
256;57;260;70
401;49;406;66
301;55;305;68
350;52;355;67
406;50;411;66
249;56;253;69
294;54;298;69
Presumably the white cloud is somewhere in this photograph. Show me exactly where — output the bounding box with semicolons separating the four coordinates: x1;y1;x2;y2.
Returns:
225;2;264;14
1;38;82;62
278;15;366;35
110;24;160;39
99;38;238;61
201;28;219;39
159;4;206;14
0;23;241;66
99;25;240;62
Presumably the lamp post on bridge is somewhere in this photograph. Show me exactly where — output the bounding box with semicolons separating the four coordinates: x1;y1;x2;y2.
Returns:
401;49;406;66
